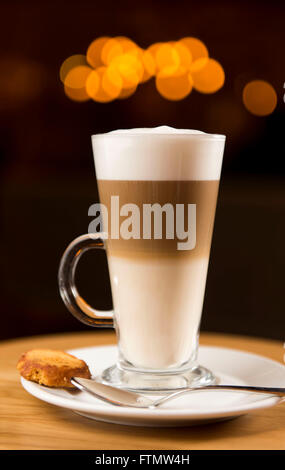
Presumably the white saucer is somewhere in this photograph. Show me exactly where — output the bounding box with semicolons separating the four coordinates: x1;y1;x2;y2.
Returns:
20;345;285;427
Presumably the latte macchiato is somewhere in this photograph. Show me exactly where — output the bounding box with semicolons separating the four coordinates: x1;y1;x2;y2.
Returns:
93;127;224;370
59;126;225;391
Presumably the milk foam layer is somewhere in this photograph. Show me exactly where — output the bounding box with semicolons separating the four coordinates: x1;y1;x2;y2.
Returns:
92;126;225;181
106;126;207;135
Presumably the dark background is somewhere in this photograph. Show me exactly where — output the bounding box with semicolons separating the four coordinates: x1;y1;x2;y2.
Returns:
1;0;284;341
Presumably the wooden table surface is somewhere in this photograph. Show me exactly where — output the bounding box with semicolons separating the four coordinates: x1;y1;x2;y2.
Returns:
0;330;284;450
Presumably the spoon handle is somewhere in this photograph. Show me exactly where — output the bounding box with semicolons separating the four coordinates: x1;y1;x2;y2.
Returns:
204;385;285;395
152;385;285;408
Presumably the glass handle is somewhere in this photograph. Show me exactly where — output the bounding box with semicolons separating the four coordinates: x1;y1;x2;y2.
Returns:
58;234;114;328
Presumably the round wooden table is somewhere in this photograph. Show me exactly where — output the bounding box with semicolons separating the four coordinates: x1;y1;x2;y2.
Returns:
0;331;284;450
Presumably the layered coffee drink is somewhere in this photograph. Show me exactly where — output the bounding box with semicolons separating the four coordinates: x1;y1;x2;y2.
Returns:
93;126;225;371
59;126;225;390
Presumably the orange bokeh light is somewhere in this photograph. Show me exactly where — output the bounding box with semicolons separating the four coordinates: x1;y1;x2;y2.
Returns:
62;36;226;103
86;37;110;68
141;50;156;82
86;66;123;103
147;42;163;57
146;42;163;72
64;85;90;102
173;42;192;70
191;58;225;93
111;53;141;89
115;37;138;54
101;38;123;65
85;70;100;99
64;65;92;89
118;85;137;99
189;57;208;73
155;43;180;76
127;47;154;83
179;37;208;62
179;37;209;74
102;65;123;98
242;80;277;116
156;67;193;101
86;68;112;102
60;55;88;83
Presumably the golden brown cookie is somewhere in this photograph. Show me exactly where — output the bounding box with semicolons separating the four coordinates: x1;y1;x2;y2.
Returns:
17;349;91;388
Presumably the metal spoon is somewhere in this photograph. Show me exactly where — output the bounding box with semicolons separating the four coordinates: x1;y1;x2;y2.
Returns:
71;377;285;409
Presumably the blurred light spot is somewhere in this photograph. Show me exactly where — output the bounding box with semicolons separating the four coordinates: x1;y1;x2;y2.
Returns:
64;65;92;89
155;44;180;75
102;64;123;98
141;50;156;82
118;85;137;99
189;57;208;73
147;42;163;73
60;55;87;83
86;37;110;68
64;85;90;102
127;48;145;83
179;37;208;74
101;38;123;65
191;58;225;93
173;42;192;70
86;67;115;102
62;37;225;103
147;42;163;57
156;67;193;100
85;70;100;99
115;37;138;54
111;54;141;89
242;80;277;116
179;37;208;62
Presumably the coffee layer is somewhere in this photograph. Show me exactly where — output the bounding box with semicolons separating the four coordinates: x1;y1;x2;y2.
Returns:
97;179;220;258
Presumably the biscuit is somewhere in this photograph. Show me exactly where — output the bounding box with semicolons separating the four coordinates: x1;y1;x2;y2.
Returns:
17;349;91;388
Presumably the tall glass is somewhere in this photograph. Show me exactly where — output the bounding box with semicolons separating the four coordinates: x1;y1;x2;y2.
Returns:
58;127;225;391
